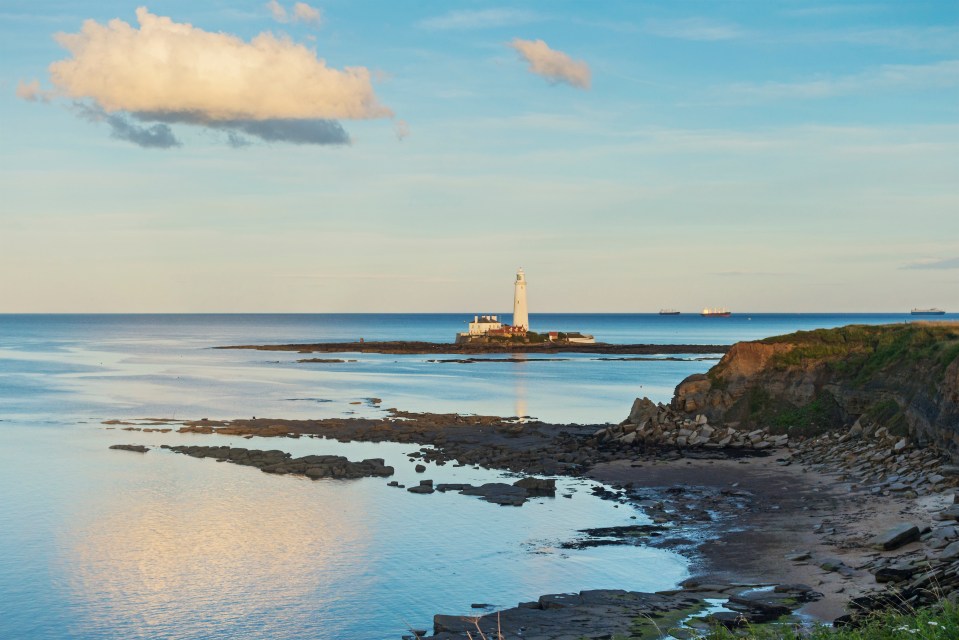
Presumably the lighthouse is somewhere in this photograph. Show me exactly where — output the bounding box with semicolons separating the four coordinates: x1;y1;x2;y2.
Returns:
513;268;529;331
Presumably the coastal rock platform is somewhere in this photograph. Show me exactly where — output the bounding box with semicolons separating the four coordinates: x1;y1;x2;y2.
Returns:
422;583;822;639
161;445;395;479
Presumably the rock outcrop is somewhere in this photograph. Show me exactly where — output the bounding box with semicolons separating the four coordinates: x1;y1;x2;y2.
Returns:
606;398;789;451
666;323;959;454
162;445;394;479
422;583;822;639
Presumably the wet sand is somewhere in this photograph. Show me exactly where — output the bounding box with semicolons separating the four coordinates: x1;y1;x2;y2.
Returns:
590;453;945;621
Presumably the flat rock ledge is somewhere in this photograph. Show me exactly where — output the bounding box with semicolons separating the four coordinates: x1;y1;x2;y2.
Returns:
109;444;149;453
398;478;556;506
161;445;394;479
418;583;822;640
220;341;730;356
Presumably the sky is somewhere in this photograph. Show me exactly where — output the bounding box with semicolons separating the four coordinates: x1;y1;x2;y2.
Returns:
1;1;957;313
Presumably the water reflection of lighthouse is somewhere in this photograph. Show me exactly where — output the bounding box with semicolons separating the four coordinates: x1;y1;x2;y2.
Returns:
512;353;529;421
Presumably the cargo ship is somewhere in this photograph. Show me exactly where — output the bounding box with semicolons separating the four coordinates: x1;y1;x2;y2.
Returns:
659;309;680;315
701;307;732;317
911;308;946;315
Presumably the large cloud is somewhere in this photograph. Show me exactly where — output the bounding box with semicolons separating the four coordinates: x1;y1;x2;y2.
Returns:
508;39;590;89
23;7;391;147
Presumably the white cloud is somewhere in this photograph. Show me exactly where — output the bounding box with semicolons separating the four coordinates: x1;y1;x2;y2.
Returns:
643;17;744;41
266;0;287;22
788;26;959;52
780;4;885;18
508;39;590;89
15;79;51;102
418;8;538;30
723;59;959;101
267;1;322;27
293;3;322;26
47;7;389;121
903;257;959;270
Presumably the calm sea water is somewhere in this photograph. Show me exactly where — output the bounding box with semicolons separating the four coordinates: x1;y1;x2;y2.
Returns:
0;313;953;639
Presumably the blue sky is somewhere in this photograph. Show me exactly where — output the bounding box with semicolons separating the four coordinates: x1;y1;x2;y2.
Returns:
1;1;957;312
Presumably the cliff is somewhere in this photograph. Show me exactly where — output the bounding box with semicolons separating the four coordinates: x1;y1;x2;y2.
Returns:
671;323;959;452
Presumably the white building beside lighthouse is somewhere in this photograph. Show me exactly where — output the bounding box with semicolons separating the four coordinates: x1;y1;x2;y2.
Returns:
513;268;529;331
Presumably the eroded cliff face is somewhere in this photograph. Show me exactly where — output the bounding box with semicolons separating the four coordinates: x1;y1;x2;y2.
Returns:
670;324;959;453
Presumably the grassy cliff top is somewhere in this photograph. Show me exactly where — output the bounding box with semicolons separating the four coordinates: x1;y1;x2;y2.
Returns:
758;323;959;378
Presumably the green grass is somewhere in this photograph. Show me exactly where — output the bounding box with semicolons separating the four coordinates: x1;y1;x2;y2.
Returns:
703;323;959;436
728;388;841;436
766;392;843;436
761;324;959;381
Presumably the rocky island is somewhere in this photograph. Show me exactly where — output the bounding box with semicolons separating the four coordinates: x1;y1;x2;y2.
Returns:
218;340;730;355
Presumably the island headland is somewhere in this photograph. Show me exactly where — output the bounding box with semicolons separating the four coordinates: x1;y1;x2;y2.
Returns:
116;322;959;638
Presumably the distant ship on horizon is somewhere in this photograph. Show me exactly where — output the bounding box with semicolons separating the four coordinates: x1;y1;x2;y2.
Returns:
659;309;681;315
701;307;732;317
911;308;946;315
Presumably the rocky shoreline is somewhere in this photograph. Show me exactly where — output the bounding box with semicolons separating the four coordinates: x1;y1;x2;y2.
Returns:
218;340;730;356
107;400;959;637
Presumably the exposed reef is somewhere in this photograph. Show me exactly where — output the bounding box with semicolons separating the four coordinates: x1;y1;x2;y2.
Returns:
424;584;823;640
162;445;395;479
218;340;730;355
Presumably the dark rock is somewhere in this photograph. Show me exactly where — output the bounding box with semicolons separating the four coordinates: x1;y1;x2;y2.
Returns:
875;563;918;583
435;483;472;492
726;592;793;621
109;444;149;453
707;611;747;628
461;482;528;506
939;505;959;521
407;484;434;495
940;540;959;560
819;558;852;574
512;477;556;496
164;445;394;480
871;524;920;550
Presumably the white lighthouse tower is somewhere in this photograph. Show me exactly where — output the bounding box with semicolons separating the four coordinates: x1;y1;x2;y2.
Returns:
513;268;529;331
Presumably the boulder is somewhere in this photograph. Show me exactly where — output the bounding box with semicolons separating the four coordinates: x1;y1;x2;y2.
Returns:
512;477;556;496
875;562;918;583
462;483;528;506
407;484;434;495
870;524;920;551
940;540;959;561
628;397;660;424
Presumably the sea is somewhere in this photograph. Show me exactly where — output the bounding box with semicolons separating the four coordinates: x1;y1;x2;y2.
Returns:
0;312;954;639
